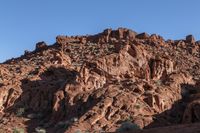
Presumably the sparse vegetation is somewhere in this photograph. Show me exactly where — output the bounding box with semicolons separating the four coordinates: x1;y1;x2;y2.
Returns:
134;104;141;109
27;113;43;119
75;129;95;133
35;127;46;133
16;108;25;117
116;121;140;133
55;121;70;129
75;129;82;133
125;115;133;122
13;128;24;133
55;117;78;130
2;28;200;133
155;79;162;86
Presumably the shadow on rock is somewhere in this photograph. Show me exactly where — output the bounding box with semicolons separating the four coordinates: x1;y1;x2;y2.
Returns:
6;66;100;133
145;83;200;129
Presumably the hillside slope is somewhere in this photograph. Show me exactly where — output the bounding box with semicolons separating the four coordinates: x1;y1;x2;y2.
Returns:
1;28;200;133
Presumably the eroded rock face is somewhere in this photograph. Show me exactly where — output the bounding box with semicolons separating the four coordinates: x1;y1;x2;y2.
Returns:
186;35;195;44
0;28;200;133
136;32;149;39
35;41;48;51
150;57;174;80
87;28;137;44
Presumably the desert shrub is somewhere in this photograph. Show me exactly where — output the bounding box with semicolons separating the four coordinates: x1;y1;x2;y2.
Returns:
116;121;140;132
55;121;70;129
75;129;92;133
13;128;24;133
16;108;25;117
155;79;162;86
134;104;141;109
35;127;46;133
75;129;82;133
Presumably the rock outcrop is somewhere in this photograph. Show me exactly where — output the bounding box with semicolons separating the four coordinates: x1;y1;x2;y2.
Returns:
0;28;200;133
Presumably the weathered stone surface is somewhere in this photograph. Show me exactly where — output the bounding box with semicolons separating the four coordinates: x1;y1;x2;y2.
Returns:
136;32;149;39
35;41;48;51
1;28;200;133
186;35;195;43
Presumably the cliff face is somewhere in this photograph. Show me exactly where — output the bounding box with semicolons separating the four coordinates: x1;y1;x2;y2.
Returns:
1;28;200;133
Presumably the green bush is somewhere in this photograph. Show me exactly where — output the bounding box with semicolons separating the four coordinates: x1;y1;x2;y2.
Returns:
116;121;140;132
16;108;25;117
13;128;24;133
155;80;162;86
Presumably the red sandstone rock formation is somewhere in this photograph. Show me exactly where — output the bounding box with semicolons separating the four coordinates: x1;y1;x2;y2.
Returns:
0;28;200;133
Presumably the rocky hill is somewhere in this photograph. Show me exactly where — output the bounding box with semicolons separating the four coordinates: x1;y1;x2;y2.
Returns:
1;28;200;133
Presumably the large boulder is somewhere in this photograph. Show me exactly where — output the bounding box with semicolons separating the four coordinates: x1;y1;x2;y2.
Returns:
186;35;195;43
35;41;48;51
136;32;149;39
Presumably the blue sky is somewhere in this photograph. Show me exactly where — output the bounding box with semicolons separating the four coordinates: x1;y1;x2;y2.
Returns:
0;0;200;62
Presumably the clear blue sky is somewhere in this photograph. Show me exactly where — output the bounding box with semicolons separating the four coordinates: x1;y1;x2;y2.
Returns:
0;0;200;62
